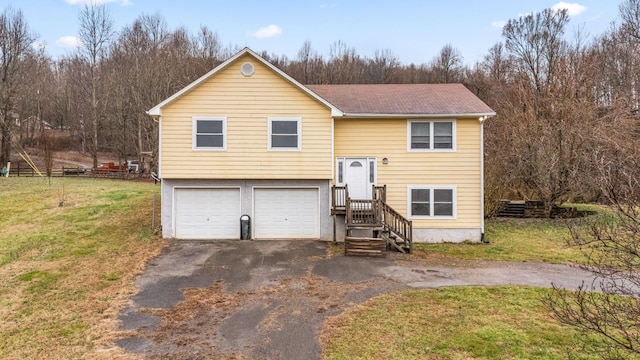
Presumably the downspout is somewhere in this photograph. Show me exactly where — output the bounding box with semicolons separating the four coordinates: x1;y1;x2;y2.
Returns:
148;113;163;236
479;115;489;243
331;116;336;243
149;114;161;179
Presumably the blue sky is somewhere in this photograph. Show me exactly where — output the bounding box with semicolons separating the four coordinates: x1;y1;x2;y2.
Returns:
5;0;621;65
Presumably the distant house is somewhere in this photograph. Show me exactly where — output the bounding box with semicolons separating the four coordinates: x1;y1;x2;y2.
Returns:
148;48;495;244
15;115;53;133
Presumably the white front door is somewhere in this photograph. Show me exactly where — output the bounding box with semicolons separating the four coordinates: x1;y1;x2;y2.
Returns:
345;158;370;199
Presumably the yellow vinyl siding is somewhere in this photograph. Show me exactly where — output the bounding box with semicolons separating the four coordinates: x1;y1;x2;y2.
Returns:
160;54;332;179
334;118;482;229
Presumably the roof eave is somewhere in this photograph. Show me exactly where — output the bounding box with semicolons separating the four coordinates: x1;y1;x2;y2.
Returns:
338;112;497;119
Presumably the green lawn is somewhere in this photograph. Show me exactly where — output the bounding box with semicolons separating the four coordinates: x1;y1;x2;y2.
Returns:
321;286;602;360
414;212;602;264
0;178;607;359
0;177;163;359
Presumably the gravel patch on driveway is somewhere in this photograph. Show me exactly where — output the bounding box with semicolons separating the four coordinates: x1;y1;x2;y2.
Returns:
116;240;594;359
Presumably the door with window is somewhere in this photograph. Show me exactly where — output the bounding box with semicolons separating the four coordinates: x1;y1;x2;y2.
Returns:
337;157;376;200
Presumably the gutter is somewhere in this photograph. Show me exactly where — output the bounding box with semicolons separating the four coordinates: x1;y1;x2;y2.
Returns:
339;112;497;119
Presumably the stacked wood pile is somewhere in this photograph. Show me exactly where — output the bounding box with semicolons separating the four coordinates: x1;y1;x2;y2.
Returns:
497;200;581;218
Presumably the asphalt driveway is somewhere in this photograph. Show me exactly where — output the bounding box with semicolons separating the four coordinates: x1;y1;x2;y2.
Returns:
117;240;594;359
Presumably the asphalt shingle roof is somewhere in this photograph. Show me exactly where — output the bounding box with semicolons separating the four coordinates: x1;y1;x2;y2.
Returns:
306;83;494;116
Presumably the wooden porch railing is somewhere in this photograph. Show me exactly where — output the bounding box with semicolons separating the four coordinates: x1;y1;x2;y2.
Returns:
333;184;386;214
380;200;412;253
346;199;381;227
373;185;386;202
331;185;348;214
345;196;413;253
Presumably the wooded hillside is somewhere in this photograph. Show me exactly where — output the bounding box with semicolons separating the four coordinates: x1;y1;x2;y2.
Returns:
0;1;638;211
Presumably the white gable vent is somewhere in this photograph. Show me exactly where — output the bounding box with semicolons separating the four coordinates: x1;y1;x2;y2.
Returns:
241;62;255;76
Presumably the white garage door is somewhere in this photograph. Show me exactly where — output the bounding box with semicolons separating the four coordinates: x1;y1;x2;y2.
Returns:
174;188;240;239
254;188;319;239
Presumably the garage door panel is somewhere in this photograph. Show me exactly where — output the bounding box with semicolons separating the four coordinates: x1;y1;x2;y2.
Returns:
175;188;240;239
254;188;319;239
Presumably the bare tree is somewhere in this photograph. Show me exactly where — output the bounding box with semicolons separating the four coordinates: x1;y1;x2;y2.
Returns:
327;40;364;83
428;44;464;83
483;43;511;84
620;0;640;41
545;4;640;353
78;3;113;168
366;48;399;83
503;9;569;93
484;7;597;215
0;7;33;167
195;25;221;73
16;48;54;148
293;40;317;84
548;121;640;358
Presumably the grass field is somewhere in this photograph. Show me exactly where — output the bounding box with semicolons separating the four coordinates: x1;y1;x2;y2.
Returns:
0;178;605;359
414;206;605;264
0;177;163;359
321;286;602;360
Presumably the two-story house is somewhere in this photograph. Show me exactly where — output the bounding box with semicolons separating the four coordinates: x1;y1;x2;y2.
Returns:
147;48;495;246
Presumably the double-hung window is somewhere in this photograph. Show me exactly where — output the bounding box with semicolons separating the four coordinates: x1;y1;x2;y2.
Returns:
408;186;455;218
193;117;226;150
269;117;301;150
408;120;455;151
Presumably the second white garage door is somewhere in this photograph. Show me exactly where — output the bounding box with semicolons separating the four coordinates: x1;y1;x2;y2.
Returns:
253;188;319;239
174;188;240;239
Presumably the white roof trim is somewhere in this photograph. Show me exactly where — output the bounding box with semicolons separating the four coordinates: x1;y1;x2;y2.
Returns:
339;112;497;119
147;47;343;117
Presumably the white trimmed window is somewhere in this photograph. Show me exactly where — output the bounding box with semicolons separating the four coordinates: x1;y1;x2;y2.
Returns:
408;120;455;151
269;117;301;150
408;186;456;218
193;117;226;150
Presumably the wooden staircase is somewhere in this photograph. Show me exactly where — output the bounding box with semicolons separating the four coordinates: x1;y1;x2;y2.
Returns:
334;185;412;257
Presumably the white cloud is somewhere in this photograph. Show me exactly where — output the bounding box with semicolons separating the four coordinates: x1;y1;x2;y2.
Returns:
56;36;82;48
551;2;587;16
491;20;507;29
249;24;283;39
65;0;131;5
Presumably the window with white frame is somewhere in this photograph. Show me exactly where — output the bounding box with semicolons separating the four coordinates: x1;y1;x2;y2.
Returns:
408;120;455;151
193;117;226;150
408;186;455;218
269;117;301;150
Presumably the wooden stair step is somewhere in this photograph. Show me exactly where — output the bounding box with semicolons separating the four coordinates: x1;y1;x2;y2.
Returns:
380;233;406;254
346;226;384;231
344;236;387;257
